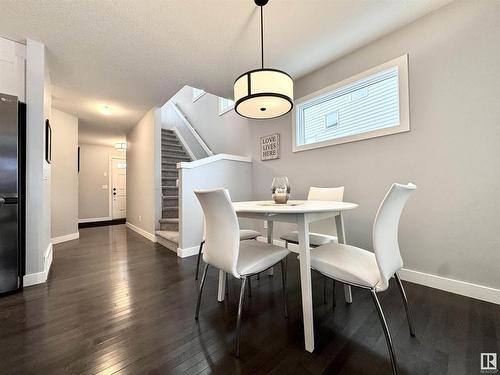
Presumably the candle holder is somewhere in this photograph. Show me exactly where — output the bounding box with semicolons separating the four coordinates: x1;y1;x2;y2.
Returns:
271;176;290;204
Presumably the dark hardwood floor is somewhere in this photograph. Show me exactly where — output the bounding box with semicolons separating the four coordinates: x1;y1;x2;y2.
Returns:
0;225;498;374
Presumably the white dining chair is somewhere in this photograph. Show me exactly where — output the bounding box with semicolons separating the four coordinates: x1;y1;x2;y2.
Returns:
195;228;261;280
280;186;344;304
194;188;290;357
309;183;416;375
280;186;344;248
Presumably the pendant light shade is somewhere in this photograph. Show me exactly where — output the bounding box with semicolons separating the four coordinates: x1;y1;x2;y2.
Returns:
234;69;293;119
234;0;293;120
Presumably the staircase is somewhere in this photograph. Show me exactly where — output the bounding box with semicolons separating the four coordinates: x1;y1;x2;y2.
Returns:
156;129;192;252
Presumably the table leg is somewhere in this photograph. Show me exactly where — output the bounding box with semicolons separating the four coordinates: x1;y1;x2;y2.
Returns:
267;220;274;276
335;213;353;303
217;269;226;302
297;214;314;352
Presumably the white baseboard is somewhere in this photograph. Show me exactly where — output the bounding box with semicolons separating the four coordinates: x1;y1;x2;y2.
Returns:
177;245;199;258
398;268;500;305
78;216;111;223
51;231;79;244
257;236;500;305
24;243;53;287
126;222;157;242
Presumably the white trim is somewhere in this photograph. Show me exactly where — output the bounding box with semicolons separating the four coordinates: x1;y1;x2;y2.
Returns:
126;222;157;242
24;243;53;286
51;232;79;244
170;102;213;156
399;268;500;305
78;216;111;223
177;153;251;170
109;156;126;220
292;54;410;152
171;127;196;160
256;236;500;305
176;245;199;258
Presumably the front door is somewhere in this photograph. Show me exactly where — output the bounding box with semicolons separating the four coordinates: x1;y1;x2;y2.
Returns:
111;158;126;219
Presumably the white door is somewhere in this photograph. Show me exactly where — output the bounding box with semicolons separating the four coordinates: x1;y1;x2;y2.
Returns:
111;158;127;219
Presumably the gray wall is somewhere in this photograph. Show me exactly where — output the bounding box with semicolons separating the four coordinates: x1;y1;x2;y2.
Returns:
172;87;254;157
78;143;125;220
161;99;210;160
178;159;253;250
126;108;160;236
51;108;78;238
175;0;500;290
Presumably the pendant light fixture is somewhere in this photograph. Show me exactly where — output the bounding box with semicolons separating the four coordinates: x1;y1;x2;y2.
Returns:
234;0;293;119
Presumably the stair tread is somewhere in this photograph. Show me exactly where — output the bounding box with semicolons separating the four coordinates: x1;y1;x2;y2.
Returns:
156;230;179;243
159;218;179;223
162;206;179;210
162;195;178;199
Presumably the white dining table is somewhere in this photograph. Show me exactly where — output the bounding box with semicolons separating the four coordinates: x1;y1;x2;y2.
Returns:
217;199;358;353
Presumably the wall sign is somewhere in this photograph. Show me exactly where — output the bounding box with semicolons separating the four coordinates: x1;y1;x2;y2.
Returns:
261;133;280;161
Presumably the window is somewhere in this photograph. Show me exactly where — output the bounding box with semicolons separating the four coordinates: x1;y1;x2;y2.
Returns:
325;111;338;128
192;87;206;102
218;97;234;116
293;54;409;152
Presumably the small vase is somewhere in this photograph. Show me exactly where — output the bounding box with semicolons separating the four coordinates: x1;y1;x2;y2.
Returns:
271;176;290;204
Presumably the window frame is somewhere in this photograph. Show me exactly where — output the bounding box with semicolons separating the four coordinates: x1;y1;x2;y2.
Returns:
292;54;410;153
192;87;206;102
218;97;234;116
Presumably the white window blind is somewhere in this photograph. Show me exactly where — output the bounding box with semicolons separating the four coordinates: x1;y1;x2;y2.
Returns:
293;55;409;151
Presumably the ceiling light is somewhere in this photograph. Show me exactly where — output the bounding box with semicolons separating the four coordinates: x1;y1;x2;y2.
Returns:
234;0;293;120
101;105;113;115
115;142;127;151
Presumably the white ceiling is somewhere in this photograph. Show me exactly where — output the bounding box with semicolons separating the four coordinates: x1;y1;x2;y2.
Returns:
0;0;452;145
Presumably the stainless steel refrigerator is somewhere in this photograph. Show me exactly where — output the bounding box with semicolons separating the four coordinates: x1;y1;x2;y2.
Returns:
0;93;25;294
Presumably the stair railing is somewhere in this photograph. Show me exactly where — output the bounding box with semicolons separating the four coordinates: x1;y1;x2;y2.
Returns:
170;102;214;157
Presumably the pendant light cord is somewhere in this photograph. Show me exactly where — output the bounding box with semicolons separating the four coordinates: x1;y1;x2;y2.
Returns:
260;5;264;69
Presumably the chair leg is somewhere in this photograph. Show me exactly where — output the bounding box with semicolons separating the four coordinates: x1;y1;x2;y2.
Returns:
370;289;398;375
280;258;288;318
195;263;209;320
323;277;327;304
195;241;205;280
235;277;248;358
248;277;252;298
394;273;416;337
332;280;336;309
225;272;229;296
